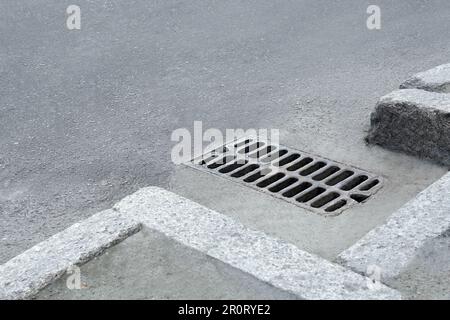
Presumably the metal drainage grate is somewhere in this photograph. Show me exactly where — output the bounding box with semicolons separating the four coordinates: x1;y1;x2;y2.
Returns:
186;137;383;216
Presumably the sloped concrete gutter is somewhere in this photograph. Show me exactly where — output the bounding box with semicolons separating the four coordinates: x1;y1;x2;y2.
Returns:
0;187;400;300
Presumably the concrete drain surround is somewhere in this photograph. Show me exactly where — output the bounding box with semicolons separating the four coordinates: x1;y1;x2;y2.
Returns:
186;138;382;215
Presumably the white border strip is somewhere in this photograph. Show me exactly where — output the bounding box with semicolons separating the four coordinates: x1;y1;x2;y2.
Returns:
113;187;400;299
338;172;450;279
0;209;141;300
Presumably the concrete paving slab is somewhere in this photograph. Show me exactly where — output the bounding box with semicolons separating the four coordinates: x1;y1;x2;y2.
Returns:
366;89;450;166
401;63;450;93
338;172;450;281
35;227;297;300
0;209;141;300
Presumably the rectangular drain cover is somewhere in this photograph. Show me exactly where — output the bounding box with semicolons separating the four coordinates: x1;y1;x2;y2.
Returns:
185;137;383;216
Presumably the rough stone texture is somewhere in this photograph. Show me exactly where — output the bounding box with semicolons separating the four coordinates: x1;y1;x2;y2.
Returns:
390;229;450;300
400;63;450;93
114;187;401;300
338;172;450;281
366;89;450;166
0;210;141;300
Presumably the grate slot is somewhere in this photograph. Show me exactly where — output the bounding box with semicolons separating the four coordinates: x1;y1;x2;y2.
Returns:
300;161;327;176
257;173;286;188
219;160;249;174
238;142;265;154
282;182;313;198
325;170;354;186
186;137;382;215
269;177;299;193
248;145;275;159
260;149;288;163
231;164;260;178
350;193;370;203
311;192;341;208
287;157;313;171
274;153;301;167
341;175;368;191
359;179;380;191
198;155;218;165
325;199;348;212
244;168;272;183
296;187;326;203
207;156;236;169
312;166;340;181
